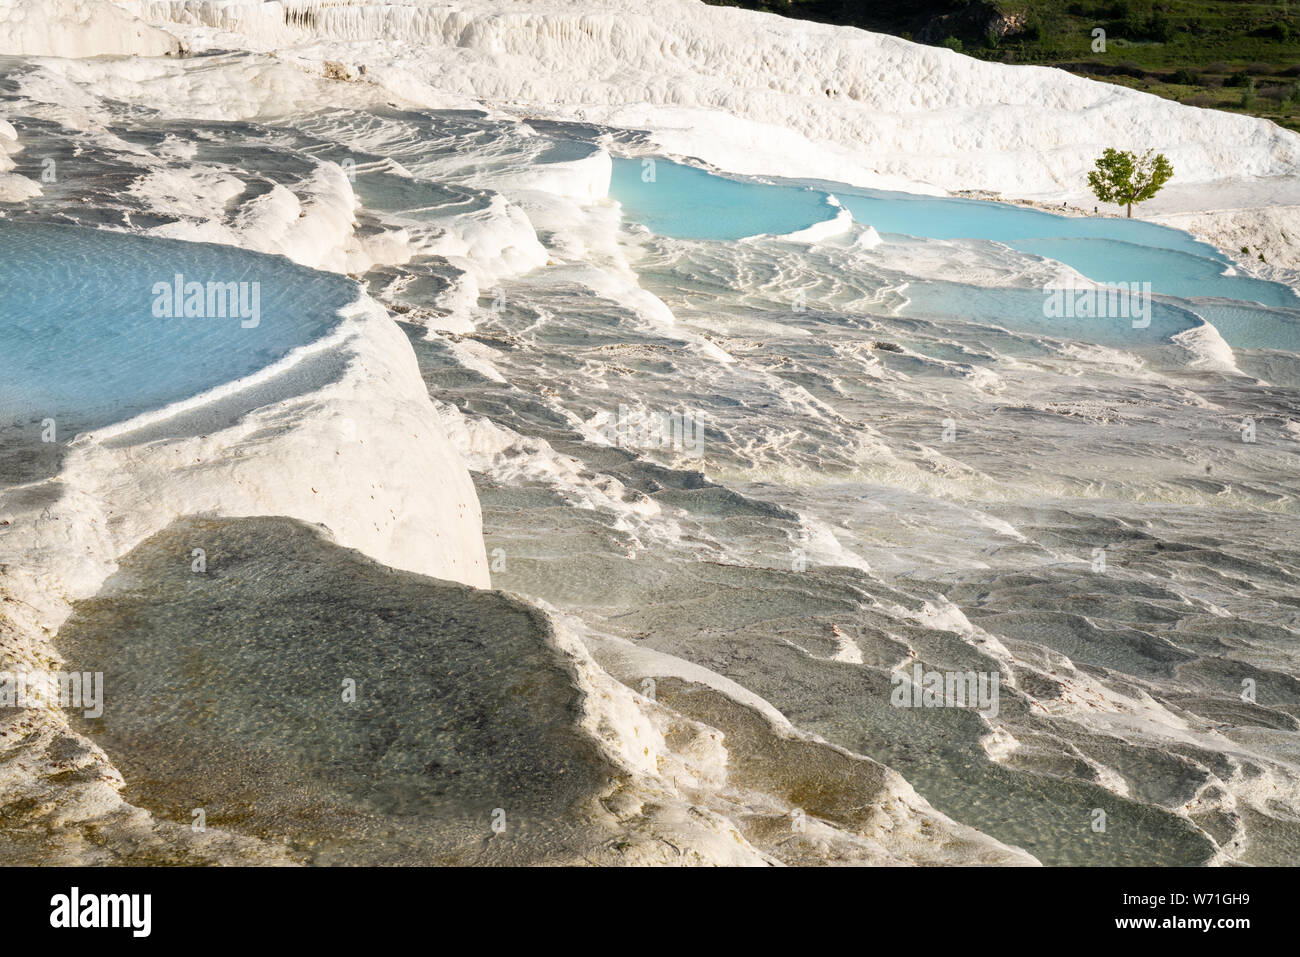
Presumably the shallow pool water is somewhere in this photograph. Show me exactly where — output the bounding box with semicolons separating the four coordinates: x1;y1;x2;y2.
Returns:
829;187;1210;255
610;157;838;241
1006;236;1294;307
610;157;1300;320
0;222;358;431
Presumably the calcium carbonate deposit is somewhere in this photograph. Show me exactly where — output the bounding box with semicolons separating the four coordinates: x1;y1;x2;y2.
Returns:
1;0;1298;866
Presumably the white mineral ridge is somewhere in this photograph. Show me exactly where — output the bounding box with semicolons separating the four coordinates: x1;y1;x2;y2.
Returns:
0;0;181;57
6;0;1296;254
0;288;490;862
5;0;1291;866
1;293;490;621
95;0;1298;196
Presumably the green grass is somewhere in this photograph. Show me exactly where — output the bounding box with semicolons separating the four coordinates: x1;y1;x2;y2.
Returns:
702;0;1300;133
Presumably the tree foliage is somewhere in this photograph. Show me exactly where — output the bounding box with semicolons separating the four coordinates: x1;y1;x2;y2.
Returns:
1086;147;1174;216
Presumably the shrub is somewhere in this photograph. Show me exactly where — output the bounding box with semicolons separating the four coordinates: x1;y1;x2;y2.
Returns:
1170;68;1200;85
1145;14;1174;42
940;36;964;53
1257;22;1292;41
1019;16;1043;41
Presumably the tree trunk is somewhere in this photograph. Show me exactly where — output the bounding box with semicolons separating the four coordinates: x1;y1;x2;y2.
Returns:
1127;202;1132;217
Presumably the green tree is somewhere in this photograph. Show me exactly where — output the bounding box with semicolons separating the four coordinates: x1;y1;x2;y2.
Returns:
1086;147;1174;217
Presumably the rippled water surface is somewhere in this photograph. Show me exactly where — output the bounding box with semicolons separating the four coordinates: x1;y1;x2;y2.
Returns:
0;222;355;429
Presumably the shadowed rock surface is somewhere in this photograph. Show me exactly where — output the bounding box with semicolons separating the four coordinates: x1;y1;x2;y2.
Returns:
58;515;616;864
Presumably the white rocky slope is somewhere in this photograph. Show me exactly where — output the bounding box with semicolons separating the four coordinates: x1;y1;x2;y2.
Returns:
0;284;496;863
0;4;1043;865
2;0;1293;866
0;0;181;57
0;118;40;202
98;0;1300;265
